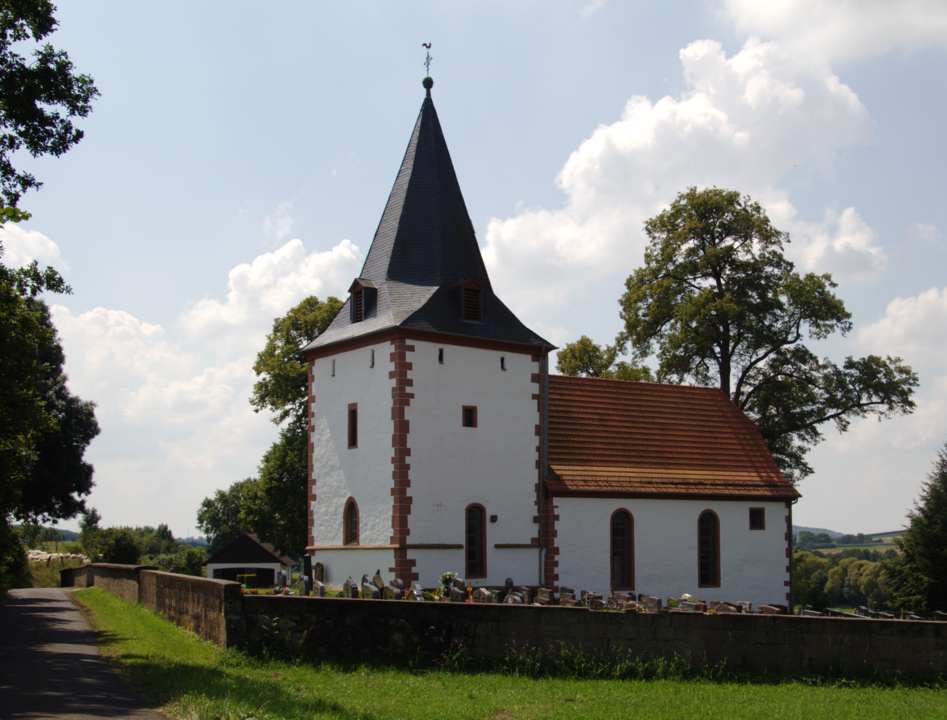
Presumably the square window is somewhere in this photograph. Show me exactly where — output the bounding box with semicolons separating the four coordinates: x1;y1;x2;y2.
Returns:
462;406;477;428
749;507;765;530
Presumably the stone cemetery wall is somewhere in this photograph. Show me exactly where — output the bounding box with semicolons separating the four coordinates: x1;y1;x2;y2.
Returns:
75;570;947;676
60;563;93;588
240;596;947;676
90;563;158;604
138;570;244;647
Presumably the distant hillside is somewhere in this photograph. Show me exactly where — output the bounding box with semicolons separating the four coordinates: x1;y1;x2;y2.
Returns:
792;525;843;539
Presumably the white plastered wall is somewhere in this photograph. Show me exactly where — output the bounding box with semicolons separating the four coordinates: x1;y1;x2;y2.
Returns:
310;341;395;550
406;340;541;588
555;497;789;608
313;548;396;589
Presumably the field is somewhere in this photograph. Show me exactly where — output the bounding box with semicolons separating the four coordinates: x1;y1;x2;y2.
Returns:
72;587;947;720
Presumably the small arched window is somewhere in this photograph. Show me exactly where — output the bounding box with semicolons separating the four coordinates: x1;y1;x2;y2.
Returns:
466;504;486;578
343;499;359;545
610;510;634;590
698;510;720;587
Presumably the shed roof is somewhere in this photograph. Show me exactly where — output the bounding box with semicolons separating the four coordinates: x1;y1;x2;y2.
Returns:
547;375;801;500
303;78;549;353
204;533;295;567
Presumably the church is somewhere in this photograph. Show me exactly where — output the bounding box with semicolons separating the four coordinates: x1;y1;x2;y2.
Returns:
301;76;800;608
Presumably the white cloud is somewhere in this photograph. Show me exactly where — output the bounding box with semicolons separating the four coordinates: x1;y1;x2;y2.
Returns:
857;286;947;362
0;224;68;271
723;0;947;64
910;222;944;246
484;37;875;315
47;237;362;532
263;202;294;242
581;0;608;20
777;205;886;281
180;238;362;357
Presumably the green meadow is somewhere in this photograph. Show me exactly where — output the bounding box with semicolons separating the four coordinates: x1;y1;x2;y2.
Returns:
74;587;947;720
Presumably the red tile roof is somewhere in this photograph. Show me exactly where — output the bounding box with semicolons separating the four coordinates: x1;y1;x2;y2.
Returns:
547;375;800;500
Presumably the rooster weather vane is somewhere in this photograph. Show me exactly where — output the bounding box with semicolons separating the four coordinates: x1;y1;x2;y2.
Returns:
422;43;432;75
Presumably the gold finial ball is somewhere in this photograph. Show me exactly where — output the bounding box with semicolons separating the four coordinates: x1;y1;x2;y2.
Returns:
422;76;433;90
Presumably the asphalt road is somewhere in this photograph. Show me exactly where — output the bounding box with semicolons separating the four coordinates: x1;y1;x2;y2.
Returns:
0;588;166;720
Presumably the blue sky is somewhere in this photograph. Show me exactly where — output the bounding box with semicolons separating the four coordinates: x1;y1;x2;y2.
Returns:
4;1;947;538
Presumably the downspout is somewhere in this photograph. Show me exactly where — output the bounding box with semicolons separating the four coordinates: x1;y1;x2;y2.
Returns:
539;345;550;586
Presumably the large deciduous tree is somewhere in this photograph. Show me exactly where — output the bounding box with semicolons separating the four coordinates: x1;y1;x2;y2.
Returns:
0;0;99;206
556;335;653;381
243;295;340;555
887;443;947;612
617;187;916;482
196;479;253;556
250;295;342;432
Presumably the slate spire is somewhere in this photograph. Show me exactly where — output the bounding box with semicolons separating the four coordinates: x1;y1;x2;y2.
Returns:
305;78;550;351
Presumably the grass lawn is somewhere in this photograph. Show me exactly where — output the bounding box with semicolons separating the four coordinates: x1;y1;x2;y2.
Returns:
73;587;947;720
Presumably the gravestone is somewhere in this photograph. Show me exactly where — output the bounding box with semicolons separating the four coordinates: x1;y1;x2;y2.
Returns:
472;587;496;603
312;580;325;598
516;587;533;604
713;603;735;613
680;601;703;612
535;587;556;605
342;577;358;598
503;591;523;604
734;601;752;613
580;590;603;608
314;562;325;583
606;593;630;611
373;569;385;591
361;575;380;599
759;605;785;615
302;574;312;596
641;595;662;612
588;598;606;611
406;583;425;601
450;587;467;603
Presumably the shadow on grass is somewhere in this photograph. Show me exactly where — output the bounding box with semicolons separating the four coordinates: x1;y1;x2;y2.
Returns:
93;636;385;720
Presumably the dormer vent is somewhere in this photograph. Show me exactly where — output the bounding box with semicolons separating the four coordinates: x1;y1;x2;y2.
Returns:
454;278;486;323
348;278;377;324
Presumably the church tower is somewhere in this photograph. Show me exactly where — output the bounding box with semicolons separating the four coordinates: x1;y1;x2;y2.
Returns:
302;77;552;588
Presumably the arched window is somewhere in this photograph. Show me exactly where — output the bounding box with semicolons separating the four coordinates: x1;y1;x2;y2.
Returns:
343;499;359;545
610;510;634;590
698;510;720;587
466;504;486;578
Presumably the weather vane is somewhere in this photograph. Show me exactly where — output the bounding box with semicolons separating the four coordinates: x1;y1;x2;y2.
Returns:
422;43;432;75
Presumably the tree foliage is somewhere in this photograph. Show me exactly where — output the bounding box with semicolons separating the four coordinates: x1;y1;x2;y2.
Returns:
618;187;917;482
196;479;253;555
0;0;100;205
556;335;653;382
250;295;342;431
887;443;947;612
242;424;308;557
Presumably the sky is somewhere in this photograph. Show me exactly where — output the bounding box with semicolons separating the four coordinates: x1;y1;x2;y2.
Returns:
3;0;946;538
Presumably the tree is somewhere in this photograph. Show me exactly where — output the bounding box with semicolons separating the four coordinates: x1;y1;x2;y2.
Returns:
0;1;100;206
618;187;917;482
78;506;100;557
887;443;947;612
251;295;342;432
556;335;653;382
229;295;342;556
12;299;98;524
242;425;308;557
197;479;253;555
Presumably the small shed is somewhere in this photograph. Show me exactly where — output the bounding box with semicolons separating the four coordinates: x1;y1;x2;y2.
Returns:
205;533;295;588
